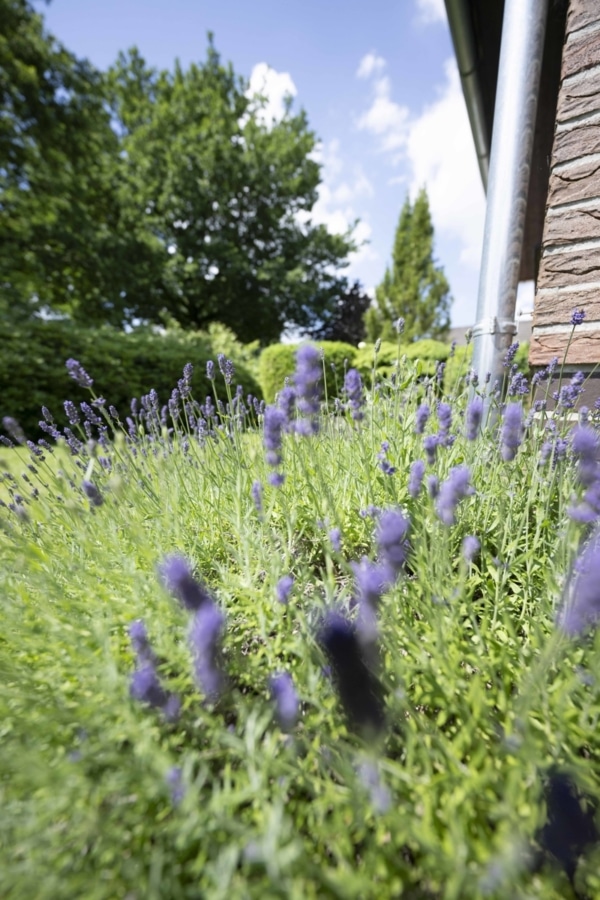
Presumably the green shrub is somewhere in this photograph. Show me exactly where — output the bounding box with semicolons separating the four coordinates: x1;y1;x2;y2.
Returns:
0;319;261;440
354;339;450;383
258;340;357;402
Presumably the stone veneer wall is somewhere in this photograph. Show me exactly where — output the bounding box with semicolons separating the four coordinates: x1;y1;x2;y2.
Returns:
530;0;600;367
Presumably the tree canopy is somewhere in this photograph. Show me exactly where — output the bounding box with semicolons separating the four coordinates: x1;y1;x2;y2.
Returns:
0;1;356;343
365;188;451;343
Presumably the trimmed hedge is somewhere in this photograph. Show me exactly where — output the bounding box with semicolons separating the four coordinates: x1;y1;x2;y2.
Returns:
258;341;357;402
0;319;261;440
354;339;451;383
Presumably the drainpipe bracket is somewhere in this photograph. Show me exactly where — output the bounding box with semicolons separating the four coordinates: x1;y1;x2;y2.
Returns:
471;317;517;339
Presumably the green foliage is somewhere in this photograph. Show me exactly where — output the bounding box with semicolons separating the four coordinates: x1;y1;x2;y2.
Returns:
258;340;357;402
444;341;532;396
2;348;600;898
0;318;261;438
354;339;450;382
366;188;451;343
0;5;356;341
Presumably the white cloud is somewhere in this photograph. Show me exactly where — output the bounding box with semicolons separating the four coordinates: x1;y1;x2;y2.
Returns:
356;53;386;79
415;0;446;25
357;75;410;154
405;58;485;269
301;139;378;273
246;62;297;126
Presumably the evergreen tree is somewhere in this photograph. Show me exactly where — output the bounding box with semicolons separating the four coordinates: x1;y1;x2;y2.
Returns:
365;188;451;342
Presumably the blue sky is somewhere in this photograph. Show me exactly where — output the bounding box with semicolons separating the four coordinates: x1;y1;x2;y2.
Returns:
36;0;504;327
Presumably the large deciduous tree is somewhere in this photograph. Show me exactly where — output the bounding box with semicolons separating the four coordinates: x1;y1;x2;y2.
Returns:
365;188;451;343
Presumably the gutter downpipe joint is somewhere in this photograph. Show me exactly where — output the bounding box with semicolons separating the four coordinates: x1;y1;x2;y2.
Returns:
471;0;548;404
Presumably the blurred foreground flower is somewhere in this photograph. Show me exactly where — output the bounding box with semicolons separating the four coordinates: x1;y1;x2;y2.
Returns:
158;554;212;611
558;530;600;636
270;672;299;731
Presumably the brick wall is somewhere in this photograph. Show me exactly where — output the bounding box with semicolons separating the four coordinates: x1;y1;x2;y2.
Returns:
530;0;600;366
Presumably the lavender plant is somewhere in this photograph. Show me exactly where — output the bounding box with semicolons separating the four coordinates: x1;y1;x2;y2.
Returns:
2;344;600;899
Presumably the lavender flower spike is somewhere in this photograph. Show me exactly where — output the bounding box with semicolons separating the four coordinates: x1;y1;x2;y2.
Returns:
294;344;321;420
158;554;212;611
82;480;103;507
318;611;384;734
376;509;410;574
462;535;480;563
270;672;299;731
465;396;484;441
436;466;474;526
500;402;523;462
276;574;294;605
263;405;286;467
415;403;430;435
558;530;600;636
408;459;425;497
189;601;226;701
344;368;365;421
66;358;93;389
2;417;25;445
571;308;586;326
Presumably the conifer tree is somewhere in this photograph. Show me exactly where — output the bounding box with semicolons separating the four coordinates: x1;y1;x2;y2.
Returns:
365;188;451;342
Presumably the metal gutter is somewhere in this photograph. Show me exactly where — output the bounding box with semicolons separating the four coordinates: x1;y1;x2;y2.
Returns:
444;0;490;188
471;0;548;398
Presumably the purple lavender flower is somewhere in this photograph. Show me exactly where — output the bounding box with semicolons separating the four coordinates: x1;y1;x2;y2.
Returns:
2;417;25;445
64;400;80;426
462;535;480;563
263;405;286;467
423;434;439;466
508;372;529;396
465;396;484;440
270;672;299;731
415;403;430;434
158;554;212;611
217;354;234;385
189;602;226;701
394;317;405;335
558;532;600;636
277;386;296;429
206;360;215;381
66;359;93;389
179;363;193;398
503;342;519;368
344;368;365;422
571;426;600;486
318;611;384;733
251;480;263;516
408;459;425;498
501;402;523;462
276;574;294;605
436;466;474;525
294;344;321;422
358;760;391;814
556;372;585;410
130;665;170;710
166;766;185;805
571;308;586;326
129;619;156;666
268;471;285;487
351;557;392;610
377;509;409;574
82;480;103;507
329;527;342;552
437;402;452;436
427;475;439;498
377;442;396;475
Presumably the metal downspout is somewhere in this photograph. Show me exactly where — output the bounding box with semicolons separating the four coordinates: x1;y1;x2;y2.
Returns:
444;0;490;188
471;0;548;395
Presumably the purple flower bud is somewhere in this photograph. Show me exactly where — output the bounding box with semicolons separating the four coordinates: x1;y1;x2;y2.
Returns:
571;426;600;487
270;672;299;730
376;509;409;574
66;358;93;389
263;405;286;467
329;527;342;552
166;766;185;805
408;459;425;498
217;354;234;385
276;574;294;605
571;308;586;326
206;360;215;381
344;368;365;421
158;554;212;611
423;434;439;465
189;602;226;701
503;342;519;368
130;665;170;710
268;471;285;487
277;386;296;429
294;344;321;421
2;417;25;445
129;619;156;665
82;480;103;507
415;403;430;435
462;535;480;563
501;402;523;462
351;557;392;610
436;466;474;526
558;532;600;635
427;475;439;499
251;480;263;516
437;402;452;435
465;396;484;440
64;400;80;425
318;611;384;733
